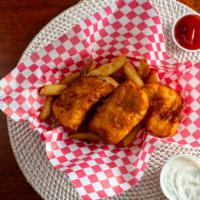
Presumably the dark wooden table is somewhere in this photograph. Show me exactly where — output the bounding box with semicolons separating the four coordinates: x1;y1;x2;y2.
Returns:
0;1;79;199
0;0;198;199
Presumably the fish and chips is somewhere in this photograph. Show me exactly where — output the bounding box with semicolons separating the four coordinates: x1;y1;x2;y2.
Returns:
39;55;183;146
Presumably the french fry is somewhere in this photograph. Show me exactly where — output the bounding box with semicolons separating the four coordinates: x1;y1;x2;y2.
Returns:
124;62;144;87
121;124;141;147
99;76;119;88
69;132;103;142
40;84;67;96
145;70;158;84
39;96;54;121
60;71;81;84
87;55;126;77
138;59;150;79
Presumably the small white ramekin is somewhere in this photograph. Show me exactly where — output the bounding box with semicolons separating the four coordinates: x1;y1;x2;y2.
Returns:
172;13;200;52
160;154;200;200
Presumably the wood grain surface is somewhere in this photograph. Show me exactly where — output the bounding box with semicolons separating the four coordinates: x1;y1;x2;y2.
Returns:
0;1;79;199
0;0;198;199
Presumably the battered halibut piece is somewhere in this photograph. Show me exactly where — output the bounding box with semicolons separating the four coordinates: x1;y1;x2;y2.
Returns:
52;76;115;131
89;81;149;144
143;83;183;137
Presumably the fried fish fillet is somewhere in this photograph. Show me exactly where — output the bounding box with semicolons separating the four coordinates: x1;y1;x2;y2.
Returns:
143;83;183;137
89;80;149;144
52;76;115;131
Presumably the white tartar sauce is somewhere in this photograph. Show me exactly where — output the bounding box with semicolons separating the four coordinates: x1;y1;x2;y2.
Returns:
161;156;200;200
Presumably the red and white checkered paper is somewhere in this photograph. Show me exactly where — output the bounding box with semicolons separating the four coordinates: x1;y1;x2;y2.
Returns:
0;0;200;199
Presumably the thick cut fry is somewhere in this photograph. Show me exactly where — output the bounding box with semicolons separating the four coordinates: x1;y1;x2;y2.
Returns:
39;96;54;121
69;132;103;142
60;72;81;84
87;55;126;76
138;59;150;79
40;84;67;96
99;76;119;88
124;62;144;87
145;70;158;84
121;124;141;147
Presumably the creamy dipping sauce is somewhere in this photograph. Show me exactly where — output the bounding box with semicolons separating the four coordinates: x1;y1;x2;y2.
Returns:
160;156;200;200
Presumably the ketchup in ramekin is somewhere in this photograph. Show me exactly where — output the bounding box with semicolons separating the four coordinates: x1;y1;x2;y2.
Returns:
172;14;200;51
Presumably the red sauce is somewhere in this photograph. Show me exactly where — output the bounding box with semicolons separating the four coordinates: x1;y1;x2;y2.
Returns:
174;14;200;50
